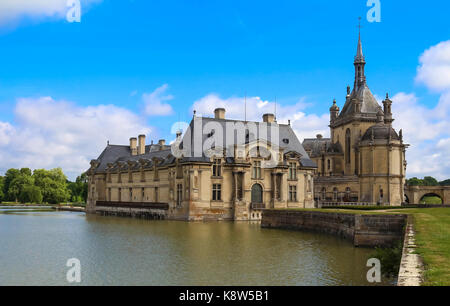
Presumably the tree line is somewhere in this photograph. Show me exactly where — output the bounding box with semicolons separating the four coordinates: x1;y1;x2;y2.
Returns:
0;168;87;204
406;176;450;187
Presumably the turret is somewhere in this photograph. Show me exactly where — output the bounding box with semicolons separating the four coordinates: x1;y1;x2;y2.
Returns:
383;93;394;125
329;99;339;123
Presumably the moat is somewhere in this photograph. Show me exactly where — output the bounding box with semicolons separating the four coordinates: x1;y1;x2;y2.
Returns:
0;207;392;286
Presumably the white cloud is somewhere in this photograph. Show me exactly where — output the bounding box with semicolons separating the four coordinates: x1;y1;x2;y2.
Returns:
191;94;329;141
391;91;450;180
0;96;151;180
143;84;174;116
0;0;102;26
416;40;450;92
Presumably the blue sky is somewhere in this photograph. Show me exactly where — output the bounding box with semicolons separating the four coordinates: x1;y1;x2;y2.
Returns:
0;0;450;180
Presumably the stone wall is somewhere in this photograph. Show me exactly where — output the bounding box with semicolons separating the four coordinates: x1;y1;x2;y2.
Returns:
261;210;407;247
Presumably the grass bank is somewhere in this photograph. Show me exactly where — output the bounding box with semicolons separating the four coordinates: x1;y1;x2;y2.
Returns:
391;208;450;286
0;202;86;207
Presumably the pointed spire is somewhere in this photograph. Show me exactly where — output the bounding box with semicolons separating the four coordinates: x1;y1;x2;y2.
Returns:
355;17;365;63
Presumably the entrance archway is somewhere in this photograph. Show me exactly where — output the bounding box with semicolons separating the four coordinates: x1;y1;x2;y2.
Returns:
251;184;263;204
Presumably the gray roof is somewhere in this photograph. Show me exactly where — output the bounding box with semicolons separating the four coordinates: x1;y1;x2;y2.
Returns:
91;116;317;173
339;83;381;118
180;116;316;168
361;123;400;142
303;137;343;158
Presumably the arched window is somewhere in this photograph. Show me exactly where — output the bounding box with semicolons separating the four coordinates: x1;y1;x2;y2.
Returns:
251;184;263;204
345;129;351;164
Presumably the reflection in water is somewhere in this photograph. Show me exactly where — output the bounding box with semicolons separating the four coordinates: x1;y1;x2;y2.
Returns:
0;208;392;286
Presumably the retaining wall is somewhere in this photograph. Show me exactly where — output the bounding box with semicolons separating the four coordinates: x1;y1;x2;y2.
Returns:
261;210;407;247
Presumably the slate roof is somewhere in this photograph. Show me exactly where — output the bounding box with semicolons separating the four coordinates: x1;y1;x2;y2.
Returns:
91;116;317;173
302;137;343;158
180;116;316;168
339;83;381;118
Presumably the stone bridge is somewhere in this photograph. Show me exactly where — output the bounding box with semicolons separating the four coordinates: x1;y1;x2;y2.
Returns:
404;185;450;205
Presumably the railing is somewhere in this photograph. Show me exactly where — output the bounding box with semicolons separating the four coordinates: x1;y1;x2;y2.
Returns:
96;201;169;210
251;203;266;210
318;202;374;208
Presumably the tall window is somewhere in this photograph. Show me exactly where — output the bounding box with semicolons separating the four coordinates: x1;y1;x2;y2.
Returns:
154;165;159;180
212;184;222;201
129;188;133;201
333;187;338;201
289;162;297;180
345;129;351;164
108;188;111;201
237;174;243;200
321;187;326;201
129;171;133;183
212;159;222;177
345;187;351;202
141;188;145;202
289;186;297;202
154;187;159;202
118;188;122;202
327;159;331;171
176;161;183;178
177;184;183;207
252;161;262;179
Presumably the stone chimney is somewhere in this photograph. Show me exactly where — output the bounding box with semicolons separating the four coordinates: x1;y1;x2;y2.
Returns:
130;137;137;156
158;139;166;149
214;108;225;120
262;113;275;123
138;134;146;155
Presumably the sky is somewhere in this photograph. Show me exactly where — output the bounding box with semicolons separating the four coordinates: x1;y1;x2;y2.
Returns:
0;0;449;181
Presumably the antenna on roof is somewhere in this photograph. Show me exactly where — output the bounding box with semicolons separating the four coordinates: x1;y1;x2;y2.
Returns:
244;92;247;122
275;96;277;122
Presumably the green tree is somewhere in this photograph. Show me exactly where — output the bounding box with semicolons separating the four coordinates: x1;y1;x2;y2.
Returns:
423;176;439;186
7;169;34;202
439;179;450;186
68;172;88;203
406;177;424;186
3;168;21;201
18;185;43;204
0;176;4;203
33;168;70;204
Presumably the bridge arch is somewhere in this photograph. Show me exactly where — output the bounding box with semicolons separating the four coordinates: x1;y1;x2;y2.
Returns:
419;193;443;204
404;185;449;205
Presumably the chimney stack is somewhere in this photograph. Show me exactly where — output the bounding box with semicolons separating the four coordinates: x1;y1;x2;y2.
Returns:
158;139;166;149
214;108;225;120
138;134;146;155
130;137;137;156
262;113;275;123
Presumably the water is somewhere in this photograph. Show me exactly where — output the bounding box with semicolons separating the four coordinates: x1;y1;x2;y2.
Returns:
0;207;392;286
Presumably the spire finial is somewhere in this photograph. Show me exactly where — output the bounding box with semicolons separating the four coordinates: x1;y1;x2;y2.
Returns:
355;17;364;62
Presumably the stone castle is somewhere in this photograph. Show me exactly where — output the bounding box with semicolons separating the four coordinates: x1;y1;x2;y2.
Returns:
86;33;408;220
303;32;408;205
